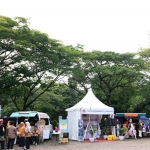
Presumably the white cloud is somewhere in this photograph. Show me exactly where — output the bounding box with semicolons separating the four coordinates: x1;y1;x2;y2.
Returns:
1;0;150;53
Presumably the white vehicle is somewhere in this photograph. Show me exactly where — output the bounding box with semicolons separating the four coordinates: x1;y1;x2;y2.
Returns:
10;111;53;140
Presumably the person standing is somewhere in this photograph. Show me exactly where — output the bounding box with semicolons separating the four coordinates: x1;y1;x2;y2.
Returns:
25;122;32;150
0;119;5;150
138;120;143;138
17;122;22;148
6;121;17;149
19;122;26;149
128;119;136;139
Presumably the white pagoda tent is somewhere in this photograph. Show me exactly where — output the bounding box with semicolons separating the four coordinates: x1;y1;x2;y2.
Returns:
66;88;114;140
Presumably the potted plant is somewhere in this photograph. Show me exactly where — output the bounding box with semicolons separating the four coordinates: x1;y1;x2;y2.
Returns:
102;127;109;139
119;127;126;140
89;126;97;142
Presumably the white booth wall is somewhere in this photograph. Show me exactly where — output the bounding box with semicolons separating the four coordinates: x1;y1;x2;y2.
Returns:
67;110;81;140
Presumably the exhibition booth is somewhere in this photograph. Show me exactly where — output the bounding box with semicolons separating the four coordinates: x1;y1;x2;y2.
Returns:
66;88;115;141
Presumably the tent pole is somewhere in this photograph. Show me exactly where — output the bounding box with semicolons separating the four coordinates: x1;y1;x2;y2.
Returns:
83;107;94;140
83;119;94;140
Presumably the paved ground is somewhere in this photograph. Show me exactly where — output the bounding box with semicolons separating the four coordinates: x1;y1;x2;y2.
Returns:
12;137;150;150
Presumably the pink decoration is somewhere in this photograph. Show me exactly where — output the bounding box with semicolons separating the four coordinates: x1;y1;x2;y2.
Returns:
55;127;59;132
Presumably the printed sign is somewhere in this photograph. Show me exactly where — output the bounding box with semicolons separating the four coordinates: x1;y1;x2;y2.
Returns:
78;119;84;141
59;119;68;138
43;130;49;139
60;123;67;130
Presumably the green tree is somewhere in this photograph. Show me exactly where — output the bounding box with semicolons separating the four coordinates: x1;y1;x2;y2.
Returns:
134;48;150;115
70;51;144;111
0;16;77;111
31;83;84;126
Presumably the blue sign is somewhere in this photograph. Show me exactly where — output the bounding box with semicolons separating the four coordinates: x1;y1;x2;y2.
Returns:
78;119;84;141
59;119;68;137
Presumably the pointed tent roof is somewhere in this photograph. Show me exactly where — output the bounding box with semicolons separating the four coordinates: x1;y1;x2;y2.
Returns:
66;88;114;114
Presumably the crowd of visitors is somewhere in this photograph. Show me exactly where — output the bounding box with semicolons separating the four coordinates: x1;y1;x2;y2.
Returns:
0;119;43;150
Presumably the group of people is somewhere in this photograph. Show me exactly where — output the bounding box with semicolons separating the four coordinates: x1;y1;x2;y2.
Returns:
122;118;144;139
0;119;42;150
0;119;18;150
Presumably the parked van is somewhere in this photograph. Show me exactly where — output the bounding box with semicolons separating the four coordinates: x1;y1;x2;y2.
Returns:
10;111;53;140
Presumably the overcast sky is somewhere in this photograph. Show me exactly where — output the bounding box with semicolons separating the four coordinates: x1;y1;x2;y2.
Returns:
1;0;150;53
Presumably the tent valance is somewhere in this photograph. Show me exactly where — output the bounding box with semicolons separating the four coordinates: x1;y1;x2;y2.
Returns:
115;113;146;117
10;112;36;117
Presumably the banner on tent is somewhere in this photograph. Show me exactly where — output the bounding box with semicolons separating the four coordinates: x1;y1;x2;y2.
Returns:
81;109;114;114
78;119;84;141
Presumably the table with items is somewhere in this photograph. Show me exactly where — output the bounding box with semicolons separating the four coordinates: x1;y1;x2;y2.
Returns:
51;131;61;145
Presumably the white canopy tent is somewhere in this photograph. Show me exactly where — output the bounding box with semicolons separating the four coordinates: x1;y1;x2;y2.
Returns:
66;88;114;140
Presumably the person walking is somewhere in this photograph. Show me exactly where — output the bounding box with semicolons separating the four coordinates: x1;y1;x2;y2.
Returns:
0;119;5;150
18;122;26;149
25;122;32;150
6;120;17;150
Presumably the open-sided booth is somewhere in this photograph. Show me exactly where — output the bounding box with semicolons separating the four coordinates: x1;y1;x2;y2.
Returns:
66;88;115;140
115;113;146;125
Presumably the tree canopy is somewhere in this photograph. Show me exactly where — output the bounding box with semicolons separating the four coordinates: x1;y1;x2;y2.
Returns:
1;15;150;121
0;16;79;111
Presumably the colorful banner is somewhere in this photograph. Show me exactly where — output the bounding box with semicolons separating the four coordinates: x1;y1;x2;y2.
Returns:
59;119;68;137
78;119;84;141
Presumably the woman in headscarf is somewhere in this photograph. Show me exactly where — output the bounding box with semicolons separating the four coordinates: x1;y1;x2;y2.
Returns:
25;122;32;150
19;122;25;149
17;122;22;148
0;119;5;150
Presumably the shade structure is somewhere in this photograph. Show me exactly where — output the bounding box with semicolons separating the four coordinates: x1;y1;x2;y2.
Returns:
66;88;114;114
115;113;146;117
66;88;114;140
10;111;37;117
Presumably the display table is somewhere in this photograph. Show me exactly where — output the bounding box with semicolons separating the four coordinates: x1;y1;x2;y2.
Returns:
51;131;61;145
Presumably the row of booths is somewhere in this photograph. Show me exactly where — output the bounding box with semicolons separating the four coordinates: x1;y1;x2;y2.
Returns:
1;89;148;141
115;113;150;136
65;88;150;140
